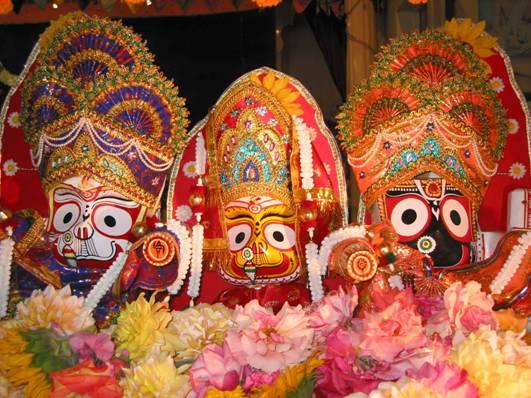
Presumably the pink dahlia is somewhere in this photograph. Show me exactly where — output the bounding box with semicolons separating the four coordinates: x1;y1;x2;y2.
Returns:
408;361;479;398
310;285;358;338
69;332;115;362
189;343;242;397
242;367;280;392
359;300;426;363
225;300;314;373
444;281;497;335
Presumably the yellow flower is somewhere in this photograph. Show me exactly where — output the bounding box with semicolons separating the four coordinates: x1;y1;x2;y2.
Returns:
120;354;191;398
206;386;247;398
0;372;24;397
442;18;497;58
114;293;172;362
15;285;94;336
162;303;233;360
250;71;303;116
0;325;51;398
495;308;527;333
255;354;323;398
451;327;531;397
0;0;13;15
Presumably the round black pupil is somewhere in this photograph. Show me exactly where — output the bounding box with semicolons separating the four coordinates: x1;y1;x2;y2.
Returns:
402;209;417;225
104;215;116;228
450;210;461;225
273;231;284;242
63;212;73;224
235;232;246;244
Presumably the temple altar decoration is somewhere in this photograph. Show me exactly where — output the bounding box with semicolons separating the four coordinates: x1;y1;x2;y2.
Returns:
335;20;530;314
167;67;348;310
0;12;191;322
0;281;529;397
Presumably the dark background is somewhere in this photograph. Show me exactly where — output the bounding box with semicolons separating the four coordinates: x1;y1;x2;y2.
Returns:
0;9;276;124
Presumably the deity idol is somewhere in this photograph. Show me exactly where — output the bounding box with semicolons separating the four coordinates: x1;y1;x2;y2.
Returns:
167;67;348;310
0;13;191;321
329;21;529;314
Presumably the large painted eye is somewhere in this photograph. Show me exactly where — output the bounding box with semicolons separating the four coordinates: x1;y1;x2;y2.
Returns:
52;203;81;233
441;198;471;240
263;223;296;250
227;224;252;251
389;197;430;240
92;205;134;237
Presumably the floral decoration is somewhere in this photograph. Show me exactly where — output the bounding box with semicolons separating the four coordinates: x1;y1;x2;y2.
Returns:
2;159;18;176
0;280;528;397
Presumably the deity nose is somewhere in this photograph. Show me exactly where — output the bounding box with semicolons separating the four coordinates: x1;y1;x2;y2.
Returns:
252;241;265;255
73;222;94;240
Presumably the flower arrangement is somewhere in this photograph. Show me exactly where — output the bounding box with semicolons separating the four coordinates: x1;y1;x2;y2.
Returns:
0;281;528;397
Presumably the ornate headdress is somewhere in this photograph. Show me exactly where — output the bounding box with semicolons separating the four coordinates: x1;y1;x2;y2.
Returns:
20;13;189;209
337;29;508;212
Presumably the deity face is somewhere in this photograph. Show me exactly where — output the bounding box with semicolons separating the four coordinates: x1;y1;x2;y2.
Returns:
379;178;473;267
222;195;299;285
47;176;146;268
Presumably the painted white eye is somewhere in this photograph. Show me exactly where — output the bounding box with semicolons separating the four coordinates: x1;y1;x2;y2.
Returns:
441;198;470;239
263;223;296;250
52;203;81;233
92;205;134;237
227;224;252;251
390;197;430;239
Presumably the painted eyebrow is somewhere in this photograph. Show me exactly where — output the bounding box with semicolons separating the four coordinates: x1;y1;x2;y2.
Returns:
259;212;292;221
94;195;135;202
226;213;254;221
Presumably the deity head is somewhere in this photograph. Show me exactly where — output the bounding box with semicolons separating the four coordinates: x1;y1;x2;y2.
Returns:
20;13;189;268
167;68;348;292
337;29;508;268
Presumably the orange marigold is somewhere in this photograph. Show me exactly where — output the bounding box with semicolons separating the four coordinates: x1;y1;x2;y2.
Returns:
252;0;282;8
408;0;429;4
0;0;13;15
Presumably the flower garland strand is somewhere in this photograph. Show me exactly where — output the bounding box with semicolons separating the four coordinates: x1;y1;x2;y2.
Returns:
166;220;192;295
294;116;315;191
490;231;531;294
306;241;324;302
85;243;131;310
195;133;207;177
0;229;15;318
187;220;204;301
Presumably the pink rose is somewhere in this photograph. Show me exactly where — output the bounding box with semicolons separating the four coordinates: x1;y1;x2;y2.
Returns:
371;285;416;312
69;332;114;362
316;328;379;397
444;281;497;335
242;367;280;392
190;343;242;397
359;300;426;363
408;361;479;398
310;285;358;338
225;300;314;373
415;295;444;322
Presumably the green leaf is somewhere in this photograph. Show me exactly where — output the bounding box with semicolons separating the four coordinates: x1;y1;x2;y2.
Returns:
22;329;78;376
286;374;315;398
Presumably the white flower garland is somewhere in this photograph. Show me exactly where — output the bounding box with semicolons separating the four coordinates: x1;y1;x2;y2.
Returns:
293;116;315;191
317;225;367;275
490;231;531;295
306;241;323;302
85;242;131;310
195;133;207;177
0;229;15;318
166;220;192;295
187;221;204;300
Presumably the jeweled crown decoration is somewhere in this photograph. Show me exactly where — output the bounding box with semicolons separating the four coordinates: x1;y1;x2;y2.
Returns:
21;12;189;208
337;30;508;209
206;71;296;207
